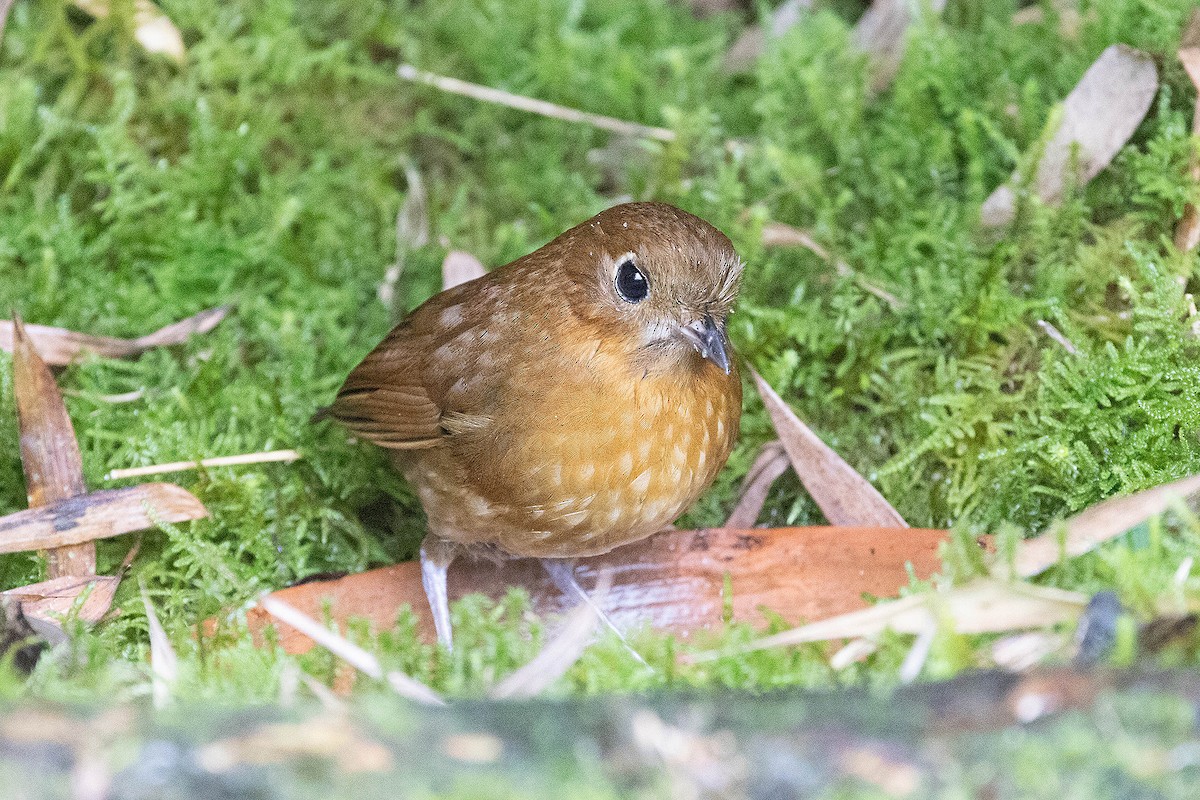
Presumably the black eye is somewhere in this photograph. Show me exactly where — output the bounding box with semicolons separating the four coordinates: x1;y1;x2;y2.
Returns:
614;258;648;303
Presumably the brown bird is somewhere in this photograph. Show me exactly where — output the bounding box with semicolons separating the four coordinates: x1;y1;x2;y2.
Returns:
327;202;744;648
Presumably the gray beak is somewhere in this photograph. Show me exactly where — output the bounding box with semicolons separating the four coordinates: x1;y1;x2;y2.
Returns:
675;315;732;375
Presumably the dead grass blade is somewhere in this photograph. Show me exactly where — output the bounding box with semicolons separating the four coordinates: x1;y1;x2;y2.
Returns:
723;0;813;73
752;369;908;527
1014;472;1200;578
259;594;444;706
490;572;611;700
72;0;185;63
982;45;1158;227
105;449;300;480
140;582;177;708
11;316;94;576
398;64;676;143
1174;10;1200;252
0;483;208;555
698;579;1086;660
852;0;948;94
760;220;903;308
0;307;229;366
725;440;788;529
441;250;487;292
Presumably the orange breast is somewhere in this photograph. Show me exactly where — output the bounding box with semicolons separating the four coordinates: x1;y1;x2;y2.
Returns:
399;342;741;558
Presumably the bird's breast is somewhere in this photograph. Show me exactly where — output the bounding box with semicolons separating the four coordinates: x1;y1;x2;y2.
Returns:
406;339;741;558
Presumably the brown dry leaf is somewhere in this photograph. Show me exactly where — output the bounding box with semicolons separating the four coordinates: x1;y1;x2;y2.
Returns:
442;250;487;291
0;483;208;555
1174;10;1200;252
4;575;120;629
72;0;185;63
752;369;907;527
489;573;611;700
11;317;94;576
981;45;1158;227
1014;472;1200;578
712;579;1087;658
723;0;813;73
851;0;948;95
725;440;788;528
0;307;228;367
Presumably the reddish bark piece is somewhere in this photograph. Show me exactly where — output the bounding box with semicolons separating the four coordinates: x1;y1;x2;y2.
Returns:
11;317;94;577
0;307;228;367
752;369;908;528
0;484;209;554
241;526;951;653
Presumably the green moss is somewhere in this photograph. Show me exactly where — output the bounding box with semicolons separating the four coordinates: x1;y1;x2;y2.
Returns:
2;0;1200;698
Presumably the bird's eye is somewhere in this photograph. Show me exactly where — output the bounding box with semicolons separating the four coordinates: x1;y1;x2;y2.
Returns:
614;258;648;303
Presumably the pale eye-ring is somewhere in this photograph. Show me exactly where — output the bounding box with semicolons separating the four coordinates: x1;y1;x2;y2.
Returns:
614;257;648;303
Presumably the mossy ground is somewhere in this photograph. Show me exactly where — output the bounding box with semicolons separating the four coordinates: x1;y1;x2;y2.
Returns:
2;0;1200;702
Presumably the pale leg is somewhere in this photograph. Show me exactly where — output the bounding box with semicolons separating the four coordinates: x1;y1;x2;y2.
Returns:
420;534;459;651
540;559;648;667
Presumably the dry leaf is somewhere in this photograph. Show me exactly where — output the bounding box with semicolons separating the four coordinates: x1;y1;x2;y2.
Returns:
1014;472;1200;578
258;594;444;705
4;575;120;629
0;307;228;366
240;525;950;650
851;0;948;94
723;0;813;73
725;440;788;528
1174;10;1200;252
710;579;1087;658
981;45;1158;227
72;0;185;63
0;483;209;555
991;630;1070;671
441;250;487;291
489;573;610;700
752;369;908;527
11;317;94;576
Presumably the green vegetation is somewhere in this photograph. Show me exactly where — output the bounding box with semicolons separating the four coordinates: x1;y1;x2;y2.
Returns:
1;0;1200;701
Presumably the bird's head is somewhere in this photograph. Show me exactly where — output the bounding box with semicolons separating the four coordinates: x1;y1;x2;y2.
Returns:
545;202;744;376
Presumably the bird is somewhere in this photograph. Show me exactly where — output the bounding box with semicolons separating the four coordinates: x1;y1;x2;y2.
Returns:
326;202;744;649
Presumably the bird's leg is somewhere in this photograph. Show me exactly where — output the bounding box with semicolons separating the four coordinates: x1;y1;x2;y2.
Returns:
539;559;649;668
420;533;460;651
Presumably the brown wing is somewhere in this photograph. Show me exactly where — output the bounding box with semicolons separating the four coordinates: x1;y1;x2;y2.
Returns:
325;278;503;449
326;322;445;449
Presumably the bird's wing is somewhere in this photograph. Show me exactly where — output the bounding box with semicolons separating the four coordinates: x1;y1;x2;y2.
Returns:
325;325;445;450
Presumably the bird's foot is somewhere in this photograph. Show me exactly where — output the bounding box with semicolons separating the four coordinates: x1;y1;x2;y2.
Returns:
539;559;650;668
420;534;460;652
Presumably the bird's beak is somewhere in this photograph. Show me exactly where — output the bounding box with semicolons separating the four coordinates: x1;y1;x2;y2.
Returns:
674;315;732;375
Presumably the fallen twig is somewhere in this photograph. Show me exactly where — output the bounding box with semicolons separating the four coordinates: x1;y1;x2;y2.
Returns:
106;449;301;481
397;64;676;143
